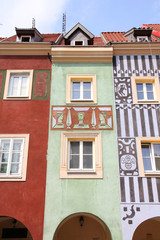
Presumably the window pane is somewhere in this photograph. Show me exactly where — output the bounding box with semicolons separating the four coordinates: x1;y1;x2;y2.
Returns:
9;77;19;96
72;91;80;99
83;91;91;99
155;157;160;171
12;153;20;163
1;140;10;150
83;82;91;90
13;140;23;150
20;77;28;96
83;155;93;169
137;92;144;100
69;155;79;169
1;153;9;162
146;83;153;91
0;164;7;173
72;82;80;90
83;142;92;154
142;145;150;157
10;163;19;174
70;142;79;154
147;92;154;100
136;83;143;91
153;144;160;157
142;145;152;170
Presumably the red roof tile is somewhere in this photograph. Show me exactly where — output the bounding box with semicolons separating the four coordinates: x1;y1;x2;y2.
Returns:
101;32;129;43
142;24;160;38
2;35;17;42
41;33;61;43
93;37;105;46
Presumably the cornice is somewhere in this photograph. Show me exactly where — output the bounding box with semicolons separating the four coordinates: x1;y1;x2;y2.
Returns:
0;42;51;55
113;42;160;55
51;46;113;63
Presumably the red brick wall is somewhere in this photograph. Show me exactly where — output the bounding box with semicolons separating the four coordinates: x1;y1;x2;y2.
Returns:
0;56;50;240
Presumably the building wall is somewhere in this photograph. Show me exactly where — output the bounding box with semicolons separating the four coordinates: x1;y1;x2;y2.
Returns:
113;55;160;240
0;56;51;240
43;63;122;240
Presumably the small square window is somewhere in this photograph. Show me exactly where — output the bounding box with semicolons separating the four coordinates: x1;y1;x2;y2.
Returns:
137;36;148;42
3;70;33;100
132;76;160;104
21;36;31;42
74;41;84;45
137;137;160;176
60;132;102;178
0;134;29;181
66;74;97;104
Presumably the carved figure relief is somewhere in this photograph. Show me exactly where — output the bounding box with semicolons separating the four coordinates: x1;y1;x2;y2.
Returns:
114;78;133;104
34;72;49;97
118;138;138;176
52;106;113;130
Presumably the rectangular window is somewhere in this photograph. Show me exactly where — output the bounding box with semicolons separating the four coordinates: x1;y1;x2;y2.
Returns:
72;81;92;100
132;76;160;104
3;70;33;100
142;143;160;172
137;137;160;176
60;132;102;178
137;36;148;42
69;141;94;170
66;74;97;104
0;134;29;181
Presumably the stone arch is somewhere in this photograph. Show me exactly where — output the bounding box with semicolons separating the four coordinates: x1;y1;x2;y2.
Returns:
53;212;112;240
132;217;160;240
0;216;33;239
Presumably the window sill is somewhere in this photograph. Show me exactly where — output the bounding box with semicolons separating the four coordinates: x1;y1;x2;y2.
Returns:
67;170;96;174
143;171;160;177
4;96;30;100
137;100;159;104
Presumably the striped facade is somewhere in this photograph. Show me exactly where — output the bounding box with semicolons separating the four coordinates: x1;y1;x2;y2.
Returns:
113;55;160;240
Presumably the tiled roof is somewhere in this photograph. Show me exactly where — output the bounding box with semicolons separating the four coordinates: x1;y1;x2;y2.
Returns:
142;24;160;38
101;32;129;43
93;37;105;46
41;33;61;43
1;33;62;43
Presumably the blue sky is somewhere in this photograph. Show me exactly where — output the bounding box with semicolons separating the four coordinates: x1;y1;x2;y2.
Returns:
0;0;160;37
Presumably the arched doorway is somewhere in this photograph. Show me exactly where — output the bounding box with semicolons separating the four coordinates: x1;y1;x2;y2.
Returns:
133;217;160;240
0;216;33;239
54;213;111;240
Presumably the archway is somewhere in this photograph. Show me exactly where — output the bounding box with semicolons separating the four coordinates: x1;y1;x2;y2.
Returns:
0;216;33;239
133;217;160;240
54;213;111;240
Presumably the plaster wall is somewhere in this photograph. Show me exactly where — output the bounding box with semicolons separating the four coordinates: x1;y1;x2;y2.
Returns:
44;63;122;240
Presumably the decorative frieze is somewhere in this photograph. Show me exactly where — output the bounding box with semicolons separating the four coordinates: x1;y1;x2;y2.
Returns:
51;106;113;130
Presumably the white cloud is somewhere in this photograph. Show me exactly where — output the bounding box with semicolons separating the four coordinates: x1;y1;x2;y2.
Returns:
0;0;70;37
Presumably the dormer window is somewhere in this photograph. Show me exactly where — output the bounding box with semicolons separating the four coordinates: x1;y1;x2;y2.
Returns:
20;36;31;42
75;41;84;46
137;36;148;42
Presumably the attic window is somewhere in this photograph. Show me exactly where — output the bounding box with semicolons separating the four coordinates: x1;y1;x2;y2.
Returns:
20;36;31;42
75;41;84;46
137;36;148;42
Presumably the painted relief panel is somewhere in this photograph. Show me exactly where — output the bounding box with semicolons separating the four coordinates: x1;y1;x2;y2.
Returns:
51;106;113;130
32;70;50;99
118;138;138;176
115;77;133;104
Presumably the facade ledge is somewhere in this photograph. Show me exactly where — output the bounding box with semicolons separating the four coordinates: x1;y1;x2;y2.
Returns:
0;42;51;55
51;46;113;63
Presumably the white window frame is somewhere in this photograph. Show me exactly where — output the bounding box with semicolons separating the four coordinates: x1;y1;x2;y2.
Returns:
131;76;160;104
68;140;95;172
137;36;148;42
20;35;31;42
141;143;160;174
66;74;97;104
3;70;33;100
136;82;155;101
60;132;102;178
0;134;29;181
71;81;92;101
